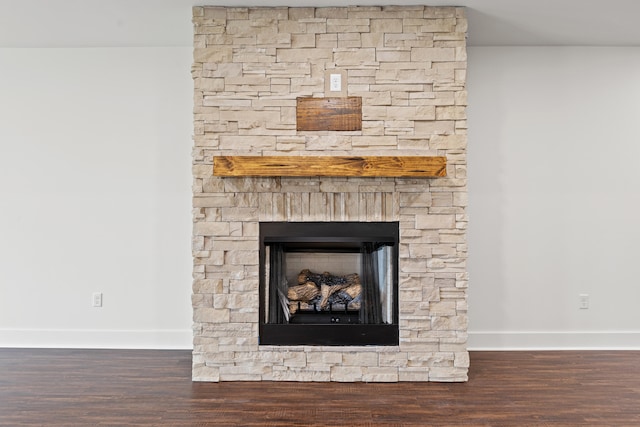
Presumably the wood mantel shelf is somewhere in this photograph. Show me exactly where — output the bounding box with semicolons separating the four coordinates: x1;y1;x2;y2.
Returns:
213;156;446;178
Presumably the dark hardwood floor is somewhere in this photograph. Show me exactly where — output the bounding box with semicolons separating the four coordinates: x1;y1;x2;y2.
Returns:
1;349;639;426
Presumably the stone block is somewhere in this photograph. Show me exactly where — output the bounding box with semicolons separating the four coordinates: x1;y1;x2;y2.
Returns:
454;351;470;368
408;105;434;121
327;18;370;33
428;366;468;382
229;278;258;292
400;274;435;291
192;363;220;382
421;18;456;33
399;192;432;207
431;315;468;331
276;48;332;63
248;7;287;20
315;7;348;19
429;300;457;316
426;258;446;269
194;47;233;63
430;134;466;150
305;134;352;151
192;164;213;179
400;258;428;273
415;214;455;229
354;32;380;49
398;367;430;381
194;221;230;237
214;293;258;310
193;278;224;294
414;120;455;136
453;192;468;207
424;6;457;19
283;351;307;368
197;77;225;92
408;352;454;368
351;136;396;147
342;352;379;367
291;33;315;48
257;31;291;47
288;7;315;20
363;367;399;382
334;48;376;65
225;8;248;20
202;97;251;108
379;352;408;367
431;192;453;207
232;47;277;64
229;311;257;323
410;91;453;106
191;293;212;308
193;307;230;323
218;135;276;151
201;177;225;193
270;367;330;382
411;47;454;62
455;46;467;61
370;18;403;33
436;106;466;120
376;49;411;63
330;366;364;382
219;365;268;381
337;32;362;47
225;250;258;265
306;351;343;365
315;33;337;48
409;243;433;258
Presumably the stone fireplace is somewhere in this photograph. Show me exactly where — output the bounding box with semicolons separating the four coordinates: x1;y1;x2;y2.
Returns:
192;6;468;382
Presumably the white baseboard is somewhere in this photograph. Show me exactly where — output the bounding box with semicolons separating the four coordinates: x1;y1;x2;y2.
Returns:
468;331;640;350
0;328;193;349
3;329;638;351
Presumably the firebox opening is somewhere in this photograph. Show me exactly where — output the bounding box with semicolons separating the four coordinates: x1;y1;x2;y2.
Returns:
259;222;399;346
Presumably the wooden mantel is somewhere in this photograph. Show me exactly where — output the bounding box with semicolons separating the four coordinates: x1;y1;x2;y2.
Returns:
213;156;446;178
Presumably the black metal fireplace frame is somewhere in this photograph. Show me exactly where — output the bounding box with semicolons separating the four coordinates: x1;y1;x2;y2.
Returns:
259;221;399;346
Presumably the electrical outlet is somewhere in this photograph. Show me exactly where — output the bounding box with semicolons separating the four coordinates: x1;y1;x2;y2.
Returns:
324;70;347;96
92;292;103;308
579;294;589;309
329;73;341;91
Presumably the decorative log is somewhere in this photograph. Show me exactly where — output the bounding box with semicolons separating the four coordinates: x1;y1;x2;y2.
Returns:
213;155;447;178
297;269;313;285
290;269;363;310
287;281;320;301
297;269;359;287
343;273;361;286
289;284;362;313
343;283;362;299
319;283;351;309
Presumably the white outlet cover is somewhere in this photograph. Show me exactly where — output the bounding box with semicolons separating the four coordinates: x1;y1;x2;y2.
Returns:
329;73;341;91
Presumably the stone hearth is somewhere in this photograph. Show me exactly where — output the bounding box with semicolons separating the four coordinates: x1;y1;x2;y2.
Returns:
192;6;468;382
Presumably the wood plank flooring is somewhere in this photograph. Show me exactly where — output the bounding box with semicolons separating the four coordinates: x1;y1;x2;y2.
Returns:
1;349;639;426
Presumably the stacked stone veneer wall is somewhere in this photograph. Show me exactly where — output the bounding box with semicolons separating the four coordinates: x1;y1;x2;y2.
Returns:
192;6;468;382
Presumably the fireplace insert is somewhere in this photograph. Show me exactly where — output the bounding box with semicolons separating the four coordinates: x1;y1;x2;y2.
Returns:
259;222;399;346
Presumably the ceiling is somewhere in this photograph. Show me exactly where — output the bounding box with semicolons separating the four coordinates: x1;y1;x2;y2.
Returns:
1;0;640;47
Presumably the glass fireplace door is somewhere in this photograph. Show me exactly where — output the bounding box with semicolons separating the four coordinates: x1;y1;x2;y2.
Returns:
259;222;399;346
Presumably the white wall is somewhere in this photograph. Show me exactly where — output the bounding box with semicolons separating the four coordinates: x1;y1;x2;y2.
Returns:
467;47;640;349
0;47;193;348
2;43;639;350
